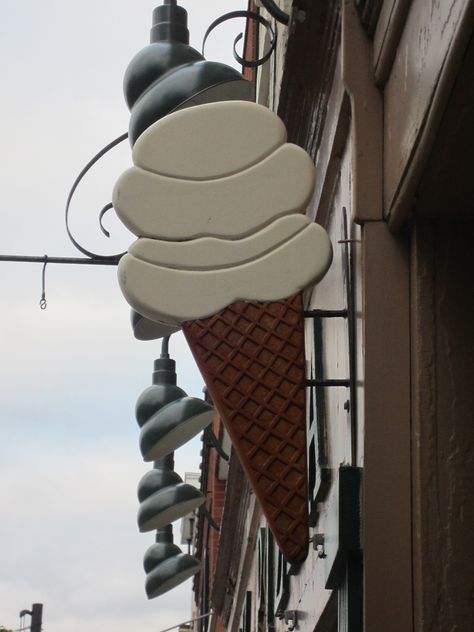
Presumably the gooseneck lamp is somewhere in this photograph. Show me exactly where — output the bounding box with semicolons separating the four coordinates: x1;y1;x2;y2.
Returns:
135;337;214;459
124;0;254;146
137;454;205;532
144;524;200;599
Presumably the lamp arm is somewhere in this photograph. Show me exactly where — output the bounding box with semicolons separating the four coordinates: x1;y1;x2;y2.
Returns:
160;335;171;359
199;504;220;532
204;426;230;462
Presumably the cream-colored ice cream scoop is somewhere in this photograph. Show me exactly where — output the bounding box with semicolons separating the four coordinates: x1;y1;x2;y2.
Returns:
113;100;332;329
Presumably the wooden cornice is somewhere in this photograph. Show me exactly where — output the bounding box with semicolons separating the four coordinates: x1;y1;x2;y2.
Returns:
278;0;341;160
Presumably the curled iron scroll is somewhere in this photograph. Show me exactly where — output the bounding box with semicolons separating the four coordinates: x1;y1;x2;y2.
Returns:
202;10;276;69
260;0;290;26
99;202;114;238
65;132;128;261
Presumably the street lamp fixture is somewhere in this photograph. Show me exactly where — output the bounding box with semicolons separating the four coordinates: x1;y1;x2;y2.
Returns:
135;337;214;459
124;0;254;146
143;524;200;599
137;455;205;532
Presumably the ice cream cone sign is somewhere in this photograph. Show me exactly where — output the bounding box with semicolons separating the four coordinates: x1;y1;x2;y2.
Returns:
114;99;332;565
114;4;332;564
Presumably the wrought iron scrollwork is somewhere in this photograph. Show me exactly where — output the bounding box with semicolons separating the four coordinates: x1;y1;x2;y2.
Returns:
65;132;128;261
98;202;114;238
260;0;290;26
202;10;276;69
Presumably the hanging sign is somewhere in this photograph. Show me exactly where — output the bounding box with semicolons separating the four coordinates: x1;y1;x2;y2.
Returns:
113;99;332;565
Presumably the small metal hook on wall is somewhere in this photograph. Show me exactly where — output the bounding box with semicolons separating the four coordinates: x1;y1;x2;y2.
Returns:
39;255;48;310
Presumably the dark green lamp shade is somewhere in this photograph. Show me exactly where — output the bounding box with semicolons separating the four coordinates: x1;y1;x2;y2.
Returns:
131;310;180;341
140;396;214;461
136;381;187;429
137;468;183;502
138;483;204;531
124;0;254;145
128;60;254;145
137;465;205;532
144;540;182;574
144;542;200;599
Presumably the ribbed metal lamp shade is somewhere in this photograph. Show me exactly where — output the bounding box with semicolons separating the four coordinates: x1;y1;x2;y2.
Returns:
136;354;213;459
137;465;205;532
145;552;201;599
140;396;214;461
128;60;254;145
144;525;200;599
137;465;182;498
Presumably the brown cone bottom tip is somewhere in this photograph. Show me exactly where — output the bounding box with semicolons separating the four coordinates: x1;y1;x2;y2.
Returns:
183;293;309;564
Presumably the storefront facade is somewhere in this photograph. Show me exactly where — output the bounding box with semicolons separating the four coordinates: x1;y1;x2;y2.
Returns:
193;2;474;631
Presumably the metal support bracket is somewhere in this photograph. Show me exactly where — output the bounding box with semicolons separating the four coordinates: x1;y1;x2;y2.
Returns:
204;426;230;461
304;308;350;388
305;379;350;388
304;207;358;464
303;309;348;318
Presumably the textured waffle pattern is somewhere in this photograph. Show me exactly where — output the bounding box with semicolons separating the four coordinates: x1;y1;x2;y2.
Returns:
183;294;308;564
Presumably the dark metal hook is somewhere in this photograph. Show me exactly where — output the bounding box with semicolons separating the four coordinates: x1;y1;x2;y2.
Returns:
39;255;48;310
202;10;276;69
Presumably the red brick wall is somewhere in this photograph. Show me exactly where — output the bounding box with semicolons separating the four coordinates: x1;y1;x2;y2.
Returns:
207;413;226;587
243;1;258;84
194;397;229;623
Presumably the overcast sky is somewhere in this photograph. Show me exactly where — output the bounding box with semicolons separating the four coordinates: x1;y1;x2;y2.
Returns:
0;2;246;631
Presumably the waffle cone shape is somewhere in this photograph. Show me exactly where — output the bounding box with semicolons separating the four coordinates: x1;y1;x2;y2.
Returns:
183;293;308;564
